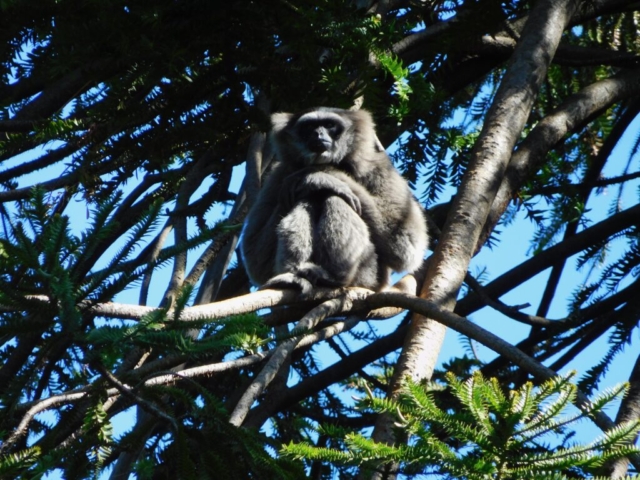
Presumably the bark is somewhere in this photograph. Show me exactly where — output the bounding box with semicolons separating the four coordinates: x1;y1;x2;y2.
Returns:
604;354;640;478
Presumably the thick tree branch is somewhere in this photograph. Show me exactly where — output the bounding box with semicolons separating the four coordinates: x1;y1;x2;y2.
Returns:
396;0;580;408
367;2;582;476
605;353;640;478
483;60;640;251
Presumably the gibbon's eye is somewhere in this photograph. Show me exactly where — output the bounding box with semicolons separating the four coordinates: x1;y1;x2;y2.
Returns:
297;121;316;136
322;120;342;137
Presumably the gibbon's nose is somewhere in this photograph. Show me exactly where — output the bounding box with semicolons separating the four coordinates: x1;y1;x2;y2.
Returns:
310;130;332;153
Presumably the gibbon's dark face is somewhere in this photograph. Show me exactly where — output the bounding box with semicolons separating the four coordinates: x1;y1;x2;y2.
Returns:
298;118;343;153
293;111;353;165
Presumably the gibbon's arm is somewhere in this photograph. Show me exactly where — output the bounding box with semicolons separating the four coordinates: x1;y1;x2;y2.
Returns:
240;163;291;286
280;168;362;215
327;168;427;274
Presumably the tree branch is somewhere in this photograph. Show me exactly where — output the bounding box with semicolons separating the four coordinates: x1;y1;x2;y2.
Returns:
605;352;640;478
460;202;640;316
228;295;355;426
368;1;582;475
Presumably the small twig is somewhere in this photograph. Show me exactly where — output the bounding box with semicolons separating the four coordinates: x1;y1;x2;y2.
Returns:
9;314;361;443
1;391;87;452
464;273;562;327
327;337;386;391
94;363;179;431
531;170;640;197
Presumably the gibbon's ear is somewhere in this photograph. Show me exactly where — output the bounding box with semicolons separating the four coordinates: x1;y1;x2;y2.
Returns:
271;112;293;133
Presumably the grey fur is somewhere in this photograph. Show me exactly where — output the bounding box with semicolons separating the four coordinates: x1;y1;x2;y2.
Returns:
241;107;428;292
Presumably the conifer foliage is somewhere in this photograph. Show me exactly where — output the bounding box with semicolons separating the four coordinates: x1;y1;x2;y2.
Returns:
284;373;640;478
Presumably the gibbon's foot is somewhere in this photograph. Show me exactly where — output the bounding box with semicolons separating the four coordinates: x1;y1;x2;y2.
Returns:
384;274;417;294
296;263;344;289
261;273;314;296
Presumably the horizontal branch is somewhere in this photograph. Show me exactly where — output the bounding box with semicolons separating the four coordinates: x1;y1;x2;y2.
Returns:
7;287;633;454
1;287;376;322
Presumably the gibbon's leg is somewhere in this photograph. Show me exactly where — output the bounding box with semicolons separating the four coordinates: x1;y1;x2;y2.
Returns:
274;201;314;273
263;197;378;292
313;196;379;290
263;201;326;293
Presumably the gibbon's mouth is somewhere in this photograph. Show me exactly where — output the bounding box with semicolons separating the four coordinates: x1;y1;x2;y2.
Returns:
305;152;333;165
309;138;332;153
